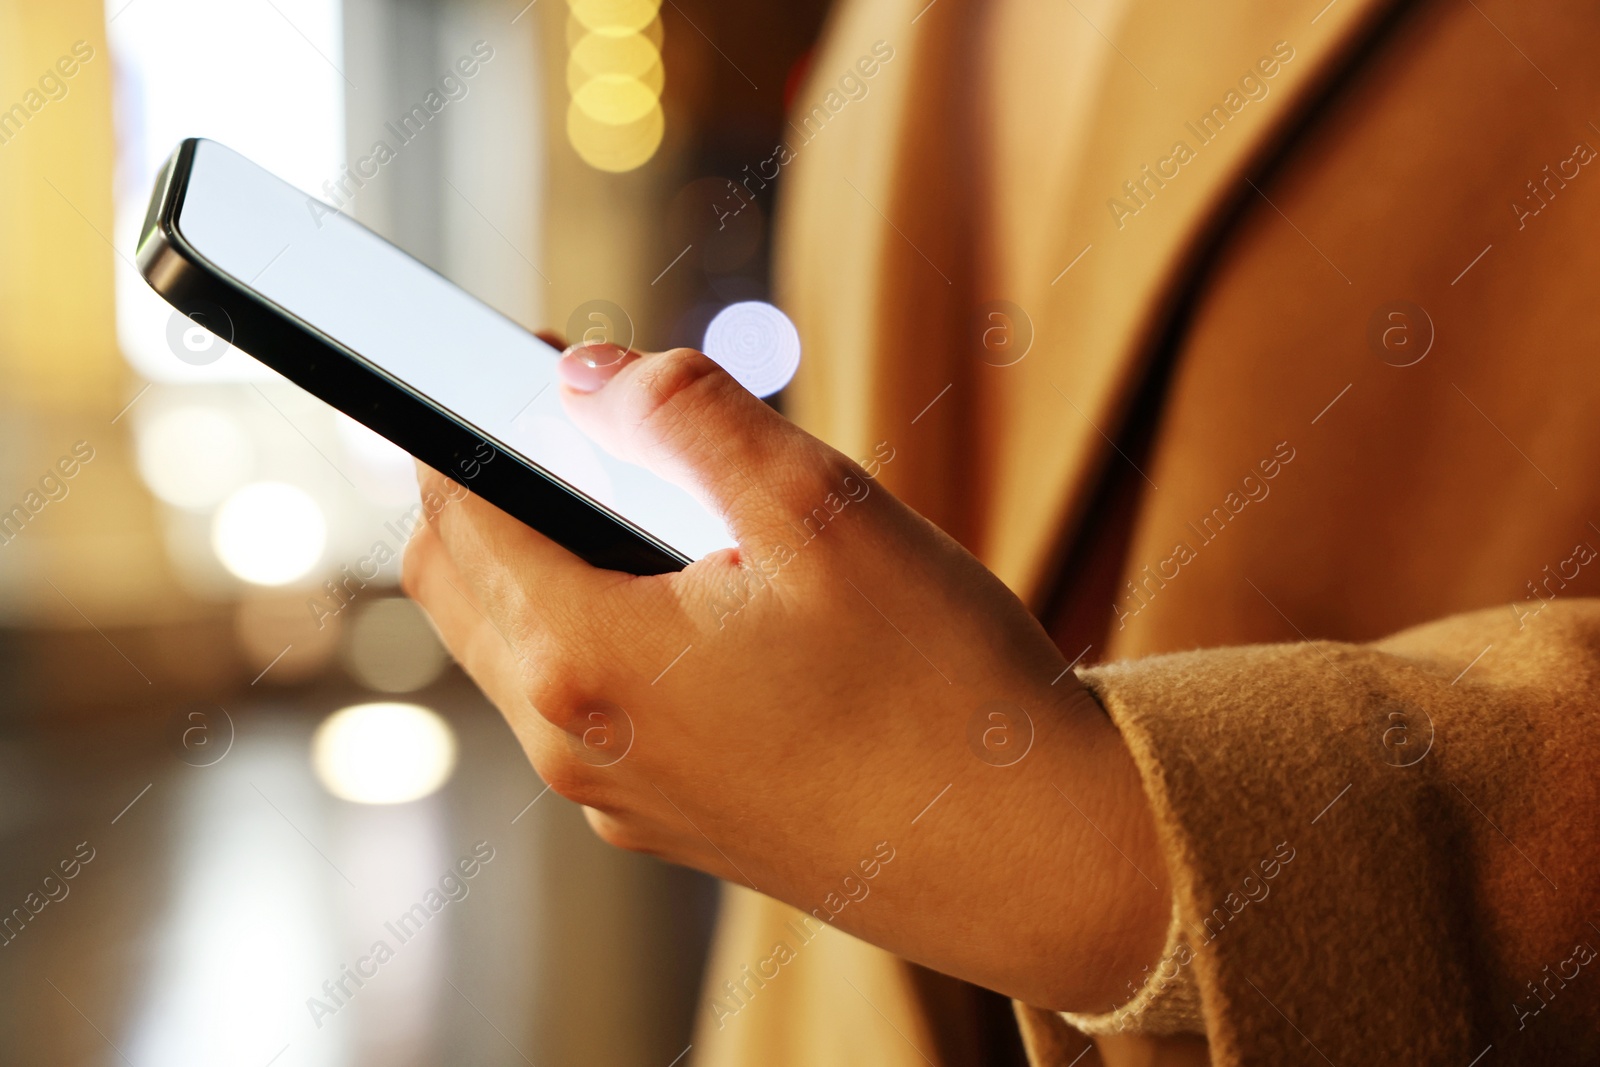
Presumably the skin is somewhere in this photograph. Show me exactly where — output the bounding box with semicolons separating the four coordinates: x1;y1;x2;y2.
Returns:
403;341;1170;1012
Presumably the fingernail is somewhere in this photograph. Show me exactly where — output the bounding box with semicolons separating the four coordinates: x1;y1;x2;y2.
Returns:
559;343;634;392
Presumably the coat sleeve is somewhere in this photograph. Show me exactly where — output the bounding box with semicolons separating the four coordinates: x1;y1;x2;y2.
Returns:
1034;601;1600;1065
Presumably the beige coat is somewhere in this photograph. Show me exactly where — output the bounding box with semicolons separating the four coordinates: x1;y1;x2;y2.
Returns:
695;0;1600;1062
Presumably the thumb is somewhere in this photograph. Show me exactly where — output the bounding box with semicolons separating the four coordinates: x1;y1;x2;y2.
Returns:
556;342;838;545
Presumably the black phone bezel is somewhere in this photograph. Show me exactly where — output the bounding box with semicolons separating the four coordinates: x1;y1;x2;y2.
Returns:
136;138;691;577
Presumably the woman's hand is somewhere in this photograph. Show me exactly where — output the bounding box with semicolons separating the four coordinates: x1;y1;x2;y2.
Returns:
403;342;1169;1011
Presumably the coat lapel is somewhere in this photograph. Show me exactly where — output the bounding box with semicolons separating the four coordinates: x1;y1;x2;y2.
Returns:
982;0;1403;600
778;0;1401;600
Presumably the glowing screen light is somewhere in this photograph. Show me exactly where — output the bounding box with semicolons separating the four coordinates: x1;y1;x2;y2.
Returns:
701;301;802;398
311;702;458;804
211;481;327;586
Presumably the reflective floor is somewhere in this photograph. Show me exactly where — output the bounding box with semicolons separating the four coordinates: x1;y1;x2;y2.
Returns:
0;661;716;1067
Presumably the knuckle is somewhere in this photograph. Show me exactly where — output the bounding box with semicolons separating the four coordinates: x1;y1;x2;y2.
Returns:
630;348;728;434
526;666;585;734
583;807;649;853
538;757;605;809
776;448;861;528
638;347;722;398
809;449;861;500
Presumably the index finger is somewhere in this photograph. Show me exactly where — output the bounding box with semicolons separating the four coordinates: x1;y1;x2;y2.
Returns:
416;462;615;642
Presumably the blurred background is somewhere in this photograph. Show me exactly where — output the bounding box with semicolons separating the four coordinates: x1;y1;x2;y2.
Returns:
0;0;829;1061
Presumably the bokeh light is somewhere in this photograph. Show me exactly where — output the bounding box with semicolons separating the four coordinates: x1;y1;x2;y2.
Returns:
234;593;341;685
211;482;327;586
566;1;665;172
567;101;666;173
342;598;449;694
134;405;254;510
702;301;802;398
567;31;664;97
569;0;660;35
311;702;458;805
573;73;659;125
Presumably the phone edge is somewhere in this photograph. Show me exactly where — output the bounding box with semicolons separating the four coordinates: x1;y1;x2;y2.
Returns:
136;138;694;578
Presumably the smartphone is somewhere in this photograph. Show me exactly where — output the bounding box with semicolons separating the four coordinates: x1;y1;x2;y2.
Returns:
137;137;735;575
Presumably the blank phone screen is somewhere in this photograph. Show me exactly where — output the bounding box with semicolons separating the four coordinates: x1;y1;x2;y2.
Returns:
173;139;735;561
